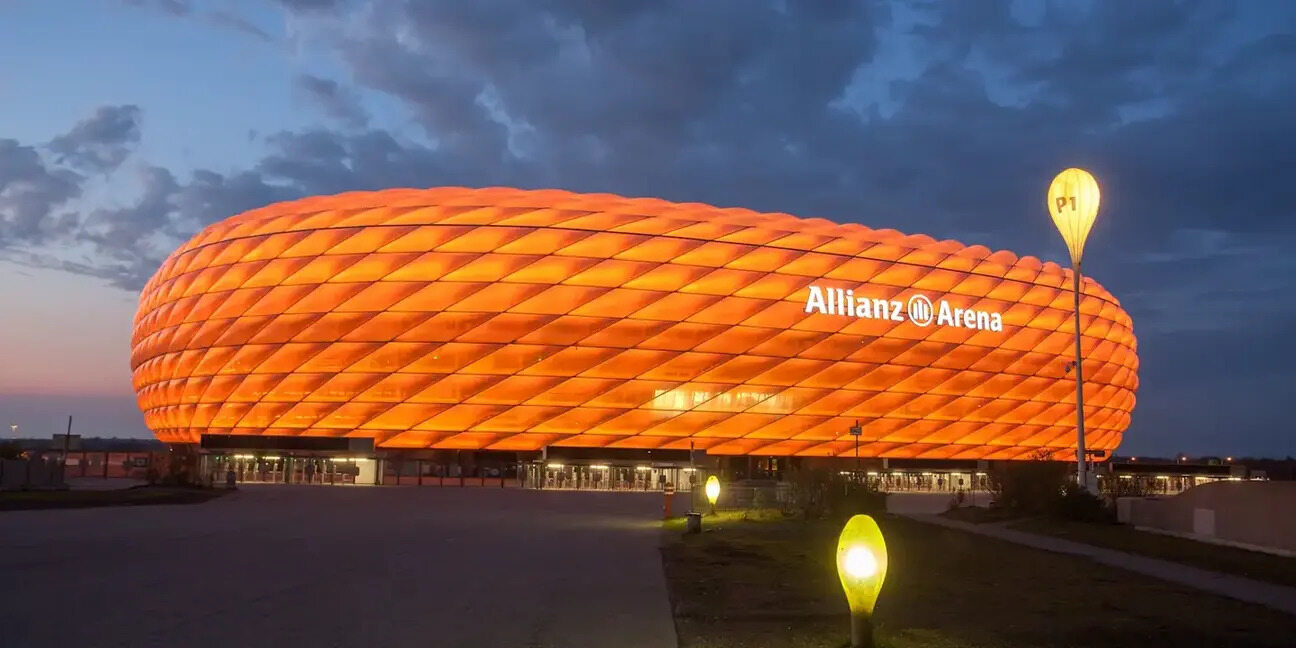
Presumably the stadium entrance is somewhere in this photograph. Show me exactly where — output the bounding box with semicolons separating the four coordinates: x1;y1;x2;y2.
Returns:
202;453;378;485
197;434;380;486
522;462;696;492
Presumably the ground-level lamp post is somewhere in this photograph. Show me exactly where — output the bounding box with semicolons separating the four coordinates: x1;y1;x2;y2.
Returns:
849;421;862;484
1048;168;1101;494
704;475;720;515
688;440;697;509
836;514;888;648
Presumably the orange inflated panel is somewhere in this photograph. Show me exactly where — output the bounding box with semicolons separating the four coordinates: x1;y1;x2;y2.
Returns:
131;187;1138;460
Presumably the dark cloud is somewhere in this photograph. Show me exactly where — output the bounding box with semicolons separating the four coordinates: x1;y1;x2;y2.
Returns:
173;168;298;230
47;105;142;174
67;164;298;290
85;165;179;252
122;0;276;41
1;104;294;290
295;74;370;128
0;139;82;245
2;104;149;250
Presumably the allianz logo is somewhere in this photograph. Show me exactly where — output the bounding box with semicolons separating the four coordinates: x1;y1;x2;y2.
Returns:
803;284;1004;332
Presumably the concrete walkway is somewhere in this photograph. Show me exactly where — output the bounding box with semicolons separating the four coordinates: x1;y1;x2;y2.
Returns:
66;476;148;490
885;491;992;515
906;513;1296;616
0;487;678;648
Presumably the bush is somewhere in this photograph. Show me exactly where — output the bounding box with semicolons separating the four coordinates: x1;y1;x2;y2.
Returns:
782;469;887;520
0;442;23;460
988;454;1113;522
1055;482;1111;522
162;445;200;487
782;468;830;519
988;458;1069;515
1105;475;1157;498
827;480;887;519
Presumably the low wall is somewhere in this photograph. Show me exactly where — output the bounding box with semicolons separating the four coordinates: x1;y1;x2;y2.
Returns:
1119;481;1296;554
0;458;67;490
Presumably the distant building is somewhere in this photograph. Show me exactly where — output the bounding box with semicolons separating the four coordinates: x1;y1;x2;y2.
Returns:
1106;455;1265;495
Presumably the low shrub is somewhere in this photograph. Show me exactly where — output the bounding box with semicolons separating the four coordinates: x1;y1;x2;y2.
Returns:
1054;481;1111;522
828;480;887;518
782;469;887;520
782;468;831;519
161;445;201;488
988;457;1069;516
1105;476;1158;498
987;453;1113;522
0;442;24;460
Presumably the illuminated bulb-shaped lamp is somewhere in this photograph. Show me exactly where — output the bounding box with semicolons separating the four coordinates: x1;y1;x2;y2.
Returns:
704;475;721;514
836;514;888;648
1047;168;1101;494
1047;168;1101;268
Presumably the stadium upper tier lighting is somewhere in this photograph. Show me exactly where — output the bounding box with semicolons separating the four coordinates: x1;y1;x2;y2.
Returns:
130;187;1138;459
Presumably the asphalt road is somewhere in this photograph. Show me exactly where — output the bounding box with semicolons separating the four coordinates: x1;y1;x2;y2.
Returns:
0;486;679;648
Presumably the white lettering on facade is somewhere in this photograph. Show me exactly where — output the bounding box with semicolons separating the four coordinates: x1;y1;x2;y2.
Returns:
872;298;890;320
805;285;827;314
805;284;1003;332
937;300;955;326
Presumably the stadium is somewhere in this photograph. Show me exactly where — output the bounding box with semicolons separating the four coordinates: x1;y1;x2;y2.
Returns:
130;187;1138;490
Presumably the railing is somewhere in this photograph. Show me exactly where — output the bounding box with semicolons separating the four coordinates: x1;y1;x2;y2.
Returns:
31;451;162;480
386;475;521;488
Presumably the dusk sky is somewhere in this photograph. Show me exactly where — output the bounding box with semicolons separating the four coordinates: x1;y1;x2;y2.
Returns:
1;0;1293;457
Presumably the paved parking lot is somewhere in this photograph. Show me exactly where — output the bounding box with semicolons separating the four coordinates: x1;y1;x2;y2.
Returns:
0;486;678;648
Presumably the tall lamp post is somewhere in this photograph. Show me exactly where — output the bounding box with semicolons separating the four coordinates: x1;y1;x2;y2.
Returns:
1047;168;1101;494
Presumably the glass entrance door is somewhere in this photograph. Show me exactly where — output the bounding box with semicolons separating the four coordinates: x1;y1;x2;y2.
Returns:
203;454;372;485
289;457;325;484
524;463;690;491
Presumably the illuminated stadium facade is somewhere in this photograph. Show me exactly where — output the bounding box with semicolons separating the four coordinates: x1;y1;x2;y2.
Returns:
130;187;1138;490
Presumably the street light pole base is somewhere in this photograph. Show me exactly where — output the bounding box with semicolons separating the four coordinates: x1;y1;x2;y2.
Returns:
686;512;702;534
850;614;874;648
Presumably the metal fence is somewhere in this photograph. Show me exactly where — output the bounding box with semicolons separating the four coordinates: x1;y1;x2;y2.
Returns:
28;451;162;481
705;482;797;510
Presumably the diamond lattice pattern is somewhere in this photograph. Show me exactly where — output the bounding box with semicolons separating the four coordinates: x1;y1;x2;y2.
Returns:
130;187;1139;460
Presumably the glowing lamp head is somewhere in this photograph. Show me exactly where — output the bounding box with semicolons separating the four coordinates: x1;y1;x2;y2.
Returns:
843;546;878;579
1047;167;1101;267
835;514;888;616
704;475;721;506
